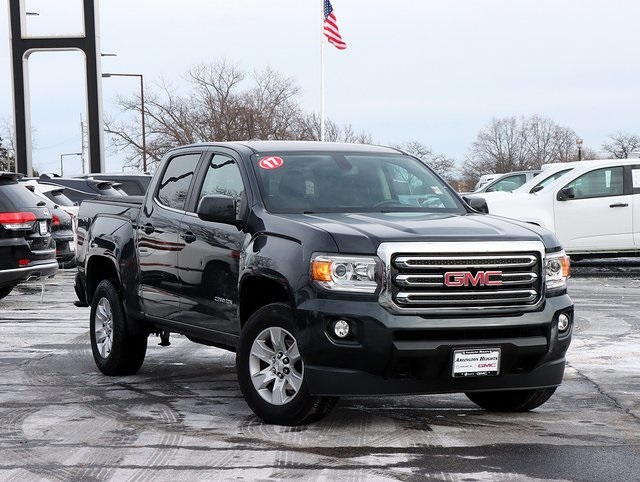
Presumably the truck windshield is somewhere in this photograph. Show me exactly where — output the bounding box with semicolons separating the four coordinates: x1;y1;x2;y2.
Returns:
251;152;465;214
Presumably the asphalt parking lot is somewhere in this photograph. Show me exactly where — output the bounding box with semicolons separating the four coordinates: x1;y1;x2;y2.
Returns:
0;265;639;481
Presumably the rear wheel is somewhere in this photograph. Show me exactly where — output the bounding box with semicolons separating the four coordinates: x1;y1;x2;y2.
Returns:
90;279;147;375
236;303;339;425
465;387;557;412
0;285;14;300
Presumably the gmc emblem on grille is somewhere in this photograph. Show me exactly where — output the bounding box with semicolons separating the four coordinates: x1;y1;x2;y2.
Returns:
444;271;503;287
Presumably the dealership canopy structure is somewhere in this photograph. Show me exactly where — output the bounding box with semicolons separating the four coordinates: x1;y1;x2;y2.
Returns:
8;0;104;175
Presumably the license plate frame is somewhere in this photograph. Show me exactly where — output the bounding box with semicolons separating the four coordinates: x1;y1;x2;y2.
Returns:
38;220;48;235
452;348;501;377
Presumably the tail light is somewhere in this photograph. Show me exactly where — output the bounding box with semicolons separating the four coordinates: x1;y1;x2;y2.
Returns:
0;212;37;230
52;214;60;226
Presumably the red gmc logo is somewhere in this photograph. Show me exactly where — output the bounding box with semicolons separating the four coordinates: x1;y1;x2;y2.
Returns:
444;271;503;287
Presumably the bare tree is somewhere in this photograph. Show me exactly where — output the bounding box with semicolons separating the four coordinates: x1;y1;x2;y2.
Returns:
462;115;581;187
601;132;640;159
393;140;457;182
0;137;11;172
0;120;16;172
105;60;374;171
293;113;372;143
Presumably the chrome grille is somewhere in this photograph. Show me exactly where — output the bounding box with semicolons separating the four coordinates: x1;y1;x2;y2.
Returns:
378;242;545;314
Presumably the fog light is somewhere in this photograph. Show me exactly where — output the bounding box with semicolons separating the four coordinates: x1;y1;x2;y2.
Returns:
333;319;350;338
558;313;570;332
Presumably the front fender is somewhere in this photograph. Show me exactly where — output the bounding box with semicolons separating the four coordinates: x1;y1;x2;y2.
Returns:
242;233;306;304
85;215;143;322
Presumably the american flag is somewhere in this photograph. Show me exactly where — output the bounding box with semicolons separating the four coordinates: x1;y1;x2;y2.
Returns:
323;0;347;50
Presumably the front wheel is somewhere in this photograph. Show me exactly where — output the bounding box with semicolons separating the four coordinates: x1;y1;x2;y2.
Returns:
90;279;147;376
465;387;557;412
236;303;339;425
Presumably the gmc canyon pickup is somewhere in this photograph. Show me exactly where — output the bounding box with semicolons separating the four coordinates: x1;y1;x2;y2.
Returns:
75;141;573;425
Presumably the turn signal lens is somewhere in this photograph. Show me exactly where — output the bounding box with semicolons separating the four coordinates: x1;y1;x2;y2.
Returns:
311;260;333;282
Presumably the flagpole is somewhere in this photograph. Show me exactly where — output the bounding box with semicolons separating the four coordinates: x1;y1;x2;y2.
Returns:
320;0;325;142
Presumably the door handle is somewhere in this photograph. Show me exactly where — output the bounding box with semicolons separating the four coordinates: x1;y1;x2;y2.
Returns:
180;231;196;243
609;203;628;208
143;223;155;234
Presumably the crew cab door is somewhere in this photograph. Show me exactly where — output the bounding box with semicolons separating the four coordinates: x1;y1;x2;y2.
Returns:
177;150;246;335
630;165;640;247
138;151;202;321
554;165;633;252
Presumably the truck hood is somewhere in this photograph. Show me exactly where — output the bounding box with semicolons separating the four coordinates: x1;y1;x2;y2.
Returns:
286;211;560;254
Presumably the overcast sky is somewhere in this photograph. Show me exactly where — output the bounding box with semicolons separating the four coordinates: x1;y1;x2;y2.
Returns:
1;0;640;175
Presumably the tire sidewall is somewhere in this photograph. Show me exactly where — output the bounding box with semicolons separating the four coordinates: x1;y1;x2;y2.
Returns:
236;303;318;425
89;279;147;375
90;280;121;373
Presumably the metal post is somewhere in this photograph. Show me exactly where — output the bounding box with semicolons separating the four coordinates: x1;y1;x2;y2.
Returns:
576;138;583;161
60;152;82;176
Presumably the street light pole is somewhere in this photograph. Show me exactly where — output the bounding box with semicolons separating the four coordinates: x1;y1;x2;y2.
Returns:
102;73;147;171
60;152;82;176
576;138;583;161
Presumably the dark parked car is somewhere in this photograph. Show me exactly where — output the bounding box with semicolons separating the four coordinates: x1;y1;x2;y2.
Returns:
0;172;58;299
37;174;124;203
75;173;152;196
23;184;75;268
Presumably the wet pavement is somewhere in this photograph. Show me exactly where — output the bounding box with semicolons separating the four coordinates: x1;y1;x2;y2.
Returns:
0;267;638;481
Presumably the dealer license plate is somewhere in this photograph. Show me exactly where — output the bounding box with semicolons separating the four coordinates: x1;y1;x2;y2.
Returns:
38;221;48;235
452;348;501;377
69;241;75;252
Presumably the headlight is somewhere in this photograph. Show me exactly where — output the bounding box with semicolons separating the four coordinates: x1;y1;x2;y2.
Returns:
310;255;379;293
545;250;570;294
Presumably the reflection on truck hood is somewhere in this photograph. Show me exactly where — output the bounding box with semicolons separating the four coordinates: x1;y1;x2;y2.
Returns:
282;212;560;254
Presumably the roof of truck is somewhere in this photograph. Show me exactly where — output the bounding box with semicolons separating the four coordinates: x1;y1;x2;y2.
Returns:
173;140;404;155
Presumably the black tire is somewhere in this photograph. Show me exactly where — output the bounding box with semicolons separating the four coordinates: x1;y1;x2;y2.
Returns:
0;285;14;300
90;279;147;376
465;387;557;412
236;303;339;425
74;274;87;306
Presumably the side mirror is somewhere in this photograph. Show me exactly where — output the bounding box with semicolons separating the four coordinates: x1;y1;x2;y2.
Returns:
197;195;237;224
530;185;544;194
463;196;489;214
557;187;575;201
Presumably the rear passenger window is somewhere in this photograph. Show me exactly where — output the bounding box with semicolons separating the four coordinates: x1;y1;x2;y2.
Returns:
157;153;201;210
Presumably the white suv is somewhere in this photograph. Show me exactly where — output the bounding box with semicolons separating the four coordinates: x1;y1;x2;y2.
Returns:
484;158;640;259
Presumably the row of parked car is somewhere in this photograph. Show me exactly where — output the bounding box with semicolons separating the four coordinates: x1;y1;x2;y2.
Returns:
465;158;640;260
0;172;151;300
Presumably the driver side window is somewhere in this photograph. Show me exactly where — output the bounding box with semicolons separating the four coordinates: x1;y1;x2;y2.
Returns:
197;154;244;214
565;167;624;199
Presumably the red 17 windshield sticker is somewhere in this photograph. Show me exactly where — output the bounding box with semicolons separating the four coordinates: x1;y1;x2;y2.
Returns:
258;156;284;170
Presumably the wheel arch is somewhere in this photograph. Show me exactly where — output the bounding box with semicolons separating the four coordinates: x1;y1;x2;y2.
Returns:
86;254;120;303
239;274;291;329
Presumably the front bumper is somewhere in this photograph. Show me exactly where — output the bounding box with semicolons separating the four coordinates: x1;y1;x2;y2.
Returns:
296;294;573;396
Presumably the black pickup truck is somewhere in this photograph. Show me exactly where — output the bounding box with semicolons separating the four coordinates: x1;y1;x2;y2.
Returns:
75;141;573;425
